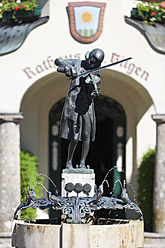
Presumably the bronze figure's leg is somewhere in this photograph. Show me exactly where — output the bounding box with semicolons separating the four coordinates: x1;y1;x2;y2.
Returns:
66;140;78;168
79;141;90;168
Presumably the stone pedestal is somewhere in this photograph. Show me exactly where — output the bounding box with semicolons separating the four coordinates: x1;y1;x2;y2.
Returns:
0;113;23;232
152;114;165;233
61;169;95;197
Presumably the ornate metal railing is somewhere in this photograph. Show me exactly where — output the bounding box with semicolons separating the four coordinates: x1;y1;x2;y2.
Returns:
14;182;143;224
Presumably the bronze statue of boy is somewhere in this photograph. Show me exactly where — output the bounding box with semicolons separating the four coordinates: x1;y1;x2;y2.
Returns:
55;48;104;169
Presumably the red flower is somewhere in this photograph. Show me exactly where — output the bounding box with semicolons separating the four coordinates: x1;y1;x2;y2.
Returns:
20;4;25;8
14;6;19;11
161;2;165;8
151;11;157;16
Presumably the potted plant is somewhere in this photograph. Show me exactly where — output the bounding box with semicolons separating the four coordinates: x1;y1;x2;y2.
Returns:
0;0;42;22
131;1;165;24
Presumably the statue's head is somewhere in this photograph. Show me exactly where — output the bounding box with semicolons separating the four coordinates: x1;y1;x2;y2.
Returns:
85;48;104;69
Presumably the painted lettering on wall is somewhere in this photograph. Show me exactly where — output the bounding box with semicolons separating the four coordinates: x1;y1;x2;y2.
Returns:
22;54;81;79
22;53;149;81
111;53;149;81
23;56;55;79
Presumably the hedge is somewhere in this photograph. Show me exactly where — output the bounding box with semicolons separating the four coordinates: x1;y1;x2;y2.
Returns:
20;150;43;219
137;148;155;232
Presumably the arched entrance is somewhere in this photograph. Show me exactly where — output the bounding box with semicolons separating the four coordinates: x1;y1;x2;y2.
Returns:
20;69;155;219
49;95;126;205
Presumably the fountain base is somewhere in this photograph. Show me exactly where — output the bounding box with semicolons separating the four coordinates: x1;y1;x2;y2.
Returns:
12;219;144;248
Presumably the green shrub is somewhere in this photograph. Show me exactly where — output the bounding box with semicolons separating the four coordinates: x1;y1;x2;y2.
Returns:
20;150;43;219
137;148;155;232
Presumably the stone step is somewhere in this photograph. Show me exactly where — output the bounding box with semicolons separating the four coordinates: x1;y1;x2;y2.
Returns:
0;243;12;248
144;246;165;248
144;232;165;248
0;233;12;248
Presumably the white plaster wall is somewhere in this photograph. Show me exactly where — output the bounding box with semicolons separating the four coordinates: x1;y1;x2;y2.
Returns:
0;0;164;113
136;105;156;165
0;0;161;195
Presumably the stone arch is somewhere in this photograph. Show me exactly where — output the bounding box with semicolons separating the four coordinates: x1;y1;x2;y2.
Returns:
20;69;155;191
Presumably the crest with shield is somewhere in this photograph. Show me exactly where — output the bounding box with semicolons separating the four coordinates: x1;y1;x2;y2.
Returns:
68;2;106;44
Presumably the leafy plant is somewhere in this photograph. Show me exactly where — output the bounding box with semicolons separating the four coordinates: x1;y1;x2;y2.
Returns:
20;150;43;219
137;148;155;232
0;0;38;19
132;1;165;24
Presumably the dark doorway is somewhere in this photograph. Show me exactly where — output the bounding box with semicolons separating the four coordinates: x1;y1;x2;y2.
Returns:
86;114;114;194
49;95;126;217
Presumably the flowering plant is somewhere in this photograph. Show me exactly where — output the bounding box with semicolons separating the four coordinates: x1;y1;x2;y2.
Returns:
0;0;38;19
133;1;165;24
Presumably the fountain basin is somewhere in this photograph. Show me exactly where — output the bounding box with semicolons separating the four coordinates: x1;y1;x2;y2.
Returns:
12;219;144;248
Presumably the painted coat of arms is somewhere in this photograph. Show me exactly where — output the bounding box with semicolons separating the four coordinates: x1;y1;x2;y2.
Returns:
68;2;106;43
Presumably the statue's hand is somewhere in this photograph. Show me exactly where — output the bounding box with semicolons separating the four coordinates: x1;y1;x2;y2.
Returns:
91;88;99;98
66;67;77;78
84;74;93;84
55;58;77;78
65;66;72;77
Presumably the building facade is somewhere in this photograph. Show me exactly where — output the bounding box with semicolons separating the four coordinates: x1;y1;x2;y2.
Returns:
0;0;165;234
